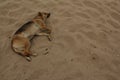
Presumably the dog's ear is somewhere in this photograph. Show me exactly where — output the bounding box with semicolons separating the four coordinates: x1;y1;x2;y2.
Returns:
38;12;42;16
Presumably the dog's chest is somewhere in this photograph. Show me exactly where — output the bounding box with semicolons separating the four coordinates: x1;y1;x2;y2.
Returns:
29;25;39;33
24;24;40;38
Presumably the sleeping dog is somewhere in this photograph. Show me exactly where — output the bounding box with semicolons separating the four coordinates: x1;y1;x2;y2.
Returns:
11;12;52;61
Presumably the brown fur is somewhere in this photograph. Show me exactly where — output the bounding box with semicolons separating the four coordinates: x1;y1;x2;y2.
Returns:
11;12;51;61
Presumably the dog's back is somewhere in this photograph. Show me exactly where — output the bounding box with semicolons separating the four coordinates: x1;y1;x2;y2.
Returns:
14;21;40;39
15;21;33;34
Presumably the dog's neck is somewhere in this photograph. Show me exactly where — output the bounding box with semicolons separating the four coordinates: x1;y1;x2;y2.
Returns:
32;19;47;29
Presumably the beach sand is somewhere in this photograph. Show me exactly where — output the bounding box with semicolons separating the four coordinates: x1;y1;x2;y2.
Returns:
0;0;120;80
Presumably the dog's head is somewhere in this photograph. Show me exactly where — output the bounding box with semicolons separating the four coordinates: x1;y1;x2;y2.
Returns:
35;12;51;21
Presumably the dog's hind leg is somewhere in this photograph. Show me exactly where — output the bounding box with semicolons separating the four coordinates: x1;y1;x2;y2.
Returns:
31;53;38;57
24;50;32;61
24;40;38;60
13;47;32;61
24;52;37;61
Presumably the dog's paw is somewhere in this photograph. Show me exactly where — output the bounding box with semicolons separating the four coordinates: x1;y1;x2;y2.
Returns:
25;56;32;62
31;53;38;57
47;35;52;41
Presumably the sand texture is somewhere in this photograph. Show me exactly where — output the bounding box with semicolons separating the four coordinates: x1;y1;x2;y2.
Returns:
0;0;120;80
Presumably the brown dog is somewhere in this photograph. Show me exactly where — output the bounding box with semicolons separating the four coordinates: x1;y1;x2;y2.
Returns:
11;12;52;61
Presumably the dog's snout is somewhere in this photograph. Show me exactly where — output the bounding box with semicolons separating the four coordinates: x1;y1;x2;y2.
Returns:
47;13;51;18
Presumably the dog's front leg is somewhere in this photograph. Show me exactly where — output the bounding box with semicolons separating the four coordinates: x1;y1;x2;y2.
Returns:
36;32;52;41
36;32;49;36
47;34;52;41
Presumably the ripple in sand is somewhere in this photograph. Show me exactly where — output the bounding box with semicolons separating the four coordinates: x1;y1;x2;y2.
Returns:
83;0;105;14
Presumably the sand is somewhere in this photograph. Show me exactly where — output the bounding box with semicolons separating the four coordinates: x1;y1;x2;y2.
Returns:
0;0;120;80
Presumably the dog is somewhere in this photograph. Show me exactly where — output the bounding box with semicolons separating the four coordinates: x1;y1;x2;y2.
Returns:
11;12;52;61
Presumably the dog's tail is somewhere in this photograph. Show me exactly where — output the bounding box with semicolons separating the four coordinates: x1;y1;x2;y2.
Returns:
11;39;17;53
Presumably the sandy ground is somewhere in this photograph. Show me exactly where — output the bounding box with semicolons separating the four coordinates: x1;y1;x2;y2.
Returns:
0;0;120;80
